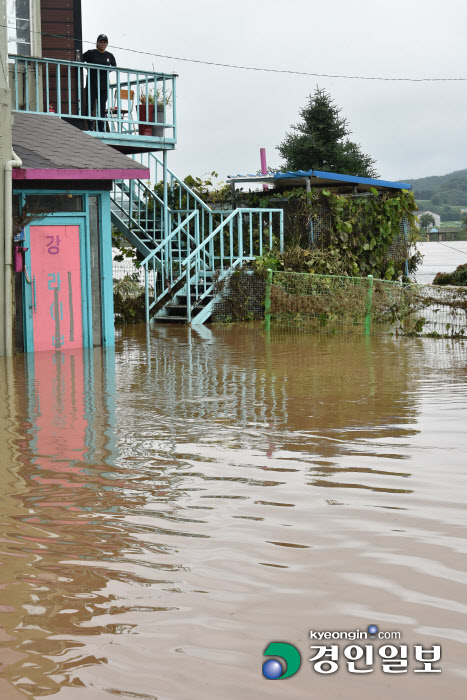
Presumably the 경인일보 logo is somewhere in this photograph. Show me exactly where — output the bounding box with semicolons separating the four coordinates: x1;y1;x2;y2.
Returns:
263;625;442;678
262;642;301;680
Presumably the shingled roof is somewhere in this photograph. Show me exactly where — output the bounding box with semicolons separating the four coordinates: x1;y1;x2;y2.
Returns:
12;113;150;181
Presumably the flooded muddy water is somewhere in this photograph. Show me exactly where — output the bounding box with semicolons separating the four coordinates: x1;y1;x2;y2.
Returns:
1;325;467;699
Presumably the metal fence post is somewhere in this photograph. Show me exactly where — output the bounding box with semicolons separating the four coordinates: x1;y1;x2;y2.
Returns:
238;211;243;264
279;209;284;253
264;268;273;332
144;264;149;324
163;150;169;279
364;274;373;335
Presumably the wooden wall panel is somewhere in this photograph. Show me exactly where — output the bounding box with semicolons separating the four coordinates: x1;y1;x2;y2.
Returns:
41;0;83;117
41;0;81;57
42;0;74;8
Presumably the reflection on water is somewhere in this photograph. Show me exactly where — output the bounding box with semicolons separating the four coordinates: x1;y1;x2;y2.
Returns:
0;325;466;699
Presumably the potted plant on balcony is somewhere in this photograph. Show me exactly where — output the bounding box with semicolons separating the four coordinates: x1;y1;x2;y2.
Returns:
138;91;155;136
138;90;172;136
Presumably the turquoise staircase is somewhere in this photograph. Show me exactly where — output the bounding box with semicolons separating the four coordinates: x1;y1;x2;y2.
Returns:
111;154;283;324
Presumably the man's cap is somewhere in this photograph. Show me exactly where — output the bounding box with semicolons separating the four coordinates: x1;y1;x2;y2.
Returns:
97;34;108;43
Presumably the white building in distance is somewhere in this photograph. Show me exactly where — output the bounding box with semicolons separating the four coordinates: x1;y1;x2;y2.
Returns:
416;210;441;228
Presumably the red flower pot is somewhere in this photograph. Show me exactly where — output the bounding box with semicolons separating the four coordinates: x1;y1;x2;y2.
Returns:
138;104;154;135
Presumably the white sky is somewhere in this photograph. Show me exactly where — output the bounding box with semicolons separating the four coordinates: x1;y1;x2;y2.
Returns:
83;0;467;183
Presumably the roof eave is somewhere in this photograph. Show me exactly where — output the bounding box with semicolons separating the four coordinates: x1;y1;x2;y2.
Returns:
12;167;150;181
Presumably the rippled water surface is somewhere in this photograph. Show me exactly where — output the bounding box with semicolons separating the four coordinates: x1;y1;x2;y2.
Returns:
1;325;467;699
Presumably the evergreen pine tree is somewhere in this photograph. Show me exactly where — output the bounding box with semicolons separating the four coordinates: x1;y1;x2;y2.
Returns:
277;88;378;178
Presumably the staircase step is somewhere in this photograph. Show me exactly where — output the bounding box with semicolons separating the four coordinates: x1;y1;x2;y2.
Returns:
154;315;188;322
112;174;226;327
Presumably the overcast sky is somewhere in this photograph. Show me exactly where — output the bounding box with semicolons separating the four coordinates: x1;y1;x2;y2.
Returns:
83;0;467;183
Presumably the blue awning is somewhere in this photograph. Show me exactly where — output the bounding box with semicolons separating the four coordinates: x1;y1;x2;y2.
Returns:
227;169;411;191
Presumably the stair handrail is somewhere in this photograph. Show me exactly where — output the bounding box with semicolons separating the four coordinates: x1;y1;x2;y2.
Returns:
181;210;238;268
114;161;285;324
181;207;282;268
181;207;283;323
114;177;175;218
111;201;155;239
131;176;168;210
140;209;200;267
146;154;215;215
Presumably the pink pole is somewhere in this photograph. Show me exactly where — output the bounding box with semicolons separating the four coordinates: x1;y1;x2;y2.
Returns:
14;246;23;272
260;148;268;191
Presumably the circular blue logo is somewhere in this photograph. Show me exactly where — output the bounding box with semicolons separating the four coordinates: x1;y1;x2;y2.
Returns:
262;659;283;680
368;625;378;635
262;642;301;679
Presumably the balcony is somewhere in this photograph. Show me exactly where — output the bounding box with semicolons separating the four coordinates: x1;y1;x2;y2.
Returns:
8;54;177;153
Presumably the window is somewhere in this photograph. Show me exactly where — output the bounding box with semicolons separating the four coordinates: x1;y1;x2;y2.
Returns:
7;0;32;56
12;194;20;219
25;194;84;213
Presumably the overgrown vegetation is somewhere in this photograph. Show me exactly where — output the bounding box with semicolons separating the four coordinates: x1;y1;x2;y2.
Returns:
113;274;146;325
252;246;348;276
245;186;421;280
112;226;143;265
112;169;422;326
212;269;266;322
270;272;467;338
139;160;420;283
153;172;231;209
433;263;467;287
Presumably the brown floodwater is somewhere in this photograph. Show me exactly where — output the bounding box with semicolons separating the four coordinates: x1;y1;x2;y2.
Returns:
0;324;466;699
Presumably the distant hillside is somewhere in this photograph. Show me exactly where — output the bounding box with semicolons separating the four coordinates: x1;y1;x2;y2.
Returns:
403;169;467;207
400;169;467;224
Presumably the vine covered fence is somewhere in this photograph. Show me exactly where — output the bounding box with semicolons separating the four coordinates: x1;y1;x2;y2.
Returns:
265;271;467;338
112;258;467;338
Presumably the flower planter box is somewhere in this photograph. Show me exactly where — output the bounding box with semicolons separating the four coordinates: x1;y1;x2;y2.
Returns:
152;106;165;137
138;104;154;135
138;105;165;137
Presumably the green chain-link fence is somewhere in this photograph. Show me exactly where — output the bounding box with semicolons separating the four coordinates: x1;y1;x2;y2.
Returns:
263;271;467;338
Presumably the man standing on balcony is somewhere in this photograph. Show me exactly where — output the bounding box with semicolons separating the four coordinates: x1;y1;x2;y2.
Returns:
83;35;117;132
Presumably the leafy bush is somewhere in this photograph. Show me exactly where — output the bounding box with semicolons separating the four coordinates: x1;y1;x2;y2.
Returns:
113;274;146;325
245;186;420;280
254;246;347;275
433;263;467;287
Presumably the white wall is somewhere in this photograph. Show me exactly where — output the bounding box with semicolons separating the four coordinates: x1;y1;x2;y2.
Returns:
417;210;441;228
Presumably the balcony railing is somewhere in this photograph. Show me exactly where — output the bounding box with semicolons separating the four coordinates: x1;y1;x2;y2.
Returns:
8;54;177;151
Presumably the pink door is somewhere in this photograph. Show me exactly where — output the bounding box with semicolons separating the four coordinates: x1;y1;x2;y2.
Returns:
29;225;84;351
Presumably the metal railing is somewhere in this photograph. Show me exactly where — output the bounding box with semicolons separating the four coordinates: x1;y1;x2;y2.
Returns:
112;155;284;322
112;178;165;249
132;151;284;255
8;54;177;143
132;152;214;247
141;207;284;323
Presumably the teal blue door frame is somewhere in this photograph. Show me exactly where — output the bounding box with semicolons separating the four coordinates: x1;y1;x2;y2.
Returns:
23;215;88;353
15;190;114;352
99;193;115;348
